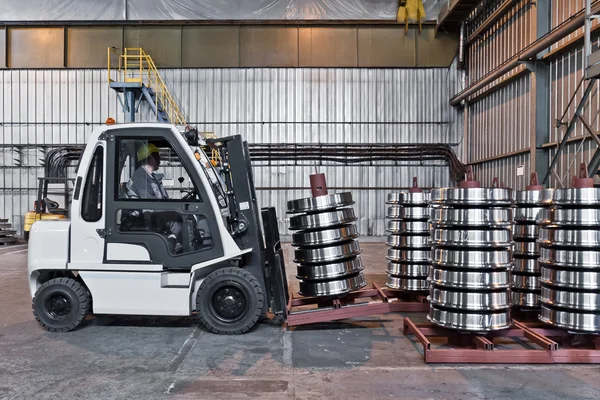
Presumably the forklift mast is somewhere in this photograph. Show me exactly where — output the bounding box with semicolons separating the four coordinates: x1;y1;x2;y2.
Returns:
210;135;288;316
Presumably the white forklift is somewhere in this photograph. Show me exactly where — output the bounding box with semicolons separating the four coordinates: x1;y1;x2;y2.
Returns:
27;123;289;334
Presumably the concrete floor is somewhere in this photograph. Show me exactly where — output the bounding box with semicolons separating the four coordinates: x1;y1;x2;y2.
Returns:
1;242;600;400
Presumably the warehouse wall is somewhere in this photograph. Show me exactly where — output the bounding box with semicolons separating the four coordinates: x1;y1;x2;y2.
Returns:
0;66;460;236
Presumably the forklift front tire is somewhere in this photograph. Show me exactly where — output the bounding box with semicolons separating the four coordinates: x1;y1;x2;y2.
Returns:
32;277;90;332
196;267;264;335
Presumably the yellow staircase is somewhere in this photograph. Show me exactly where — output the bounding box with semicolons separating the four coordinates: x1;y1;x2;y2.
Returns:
108;47;186;125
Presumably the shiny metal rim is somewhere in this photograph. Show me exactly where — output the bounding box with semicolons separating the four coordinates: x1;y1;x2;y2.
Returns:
431;228;512;248
430;188;514;206
289;208;357;231
397;192;430;205
298;273;367;297
386;248;429;263
539;304;600;333
386;276;429;292
296;257;364;281
386;192;407;205
386;206;429;220
386;221;430;234
553;188;600;206
429;268;511;290
540;285;600;312
540;266;600;290
514;241;540;256
512;274;540;290
511;291;540;308
427;305;512;332
431;248;513;269
539;208;600;226
387;234;430;249
291;225;358;247
387;262;430;278
516;190;544;205
539;248;600;269
513;258;540;274
514;207;544;223
430;207;513;227
287;192;354;214
294;240;361;264
539;227;600;248
428;287;511;311
513;224;539;240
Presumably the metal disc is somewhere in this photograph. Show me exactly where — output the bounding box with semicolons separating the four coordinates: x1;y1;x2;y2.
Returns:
431;228;512;248
386;277;429;291
386;206;429;220
386;221;429;234
511;291;540;308
539;227;600;248
512;274;540;290
539;304;600;333
430;207;513;227
553;187;600;206
513;257;540;274
513;224;539;240
428;305;512;331
514;207;544;223
428;287;511;311
539;248;600;269
386;248;430;263
516;190;544;205
514;241;540;256
291;225;358;247
540;266;600;290
536;209;552;226
386;192;407;205
387;234;430;249
540;285;600;312
429;268;511;290
430;188;514;206
294;240;361;264
289;208;357;230
296;257;364;281
387;262;429;278
398;192;430;205
431;248;513;269
287;192;354;214
298;273;367;297
539;208;600;227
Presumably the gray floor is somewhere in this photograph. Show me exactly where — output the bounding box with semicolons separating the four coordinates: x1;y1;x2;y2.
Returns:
1;242;600;400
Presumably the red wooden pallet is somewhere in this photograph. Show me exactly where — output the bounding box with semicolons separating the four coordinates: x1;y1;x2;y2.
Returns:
403;317;600;364
286;283;429;327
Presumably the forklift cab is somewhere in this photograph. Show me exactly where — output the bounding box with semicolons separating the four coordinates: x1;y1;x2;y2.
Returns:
28;123;288;335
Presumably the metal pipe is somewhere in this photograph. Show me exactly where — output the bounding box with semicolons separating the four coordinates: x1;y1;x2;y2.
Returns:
450;2;600;106
585;0;592;78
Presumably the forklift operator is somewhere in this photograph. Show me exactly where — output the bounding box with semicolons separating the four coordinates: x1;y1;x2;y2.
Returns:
126;143;183;253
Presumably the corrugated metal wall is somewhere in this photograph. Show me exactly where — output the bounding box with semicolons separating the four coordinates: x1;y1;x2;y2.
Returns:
466;0;534;189
0;67;459;235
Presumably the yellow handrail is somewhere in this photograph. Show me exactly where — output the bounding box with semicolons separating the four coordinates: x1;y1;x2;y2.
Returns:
108;47;186;125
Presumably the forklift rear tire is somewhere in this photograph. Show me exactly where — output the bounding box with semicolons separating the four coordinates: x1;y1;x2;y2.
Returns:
196;267;264;335
32;277;90;332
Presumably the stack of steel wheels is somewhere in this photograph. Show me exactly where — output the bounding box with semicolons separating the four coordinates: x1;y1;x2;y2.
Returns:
385;191;430;292
538;186;600;332
287;192;367;297
428;185;515;331
512;186;553;309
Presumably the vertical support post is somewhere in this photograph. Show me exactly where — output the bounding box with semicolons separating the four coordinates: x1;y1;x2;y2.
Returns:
532;0;551;184
125;90;136;123
585;0;592;78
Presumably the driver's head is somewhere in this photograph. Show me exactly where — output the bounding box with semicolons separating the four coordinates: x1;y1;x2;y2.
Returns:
137;143;161;171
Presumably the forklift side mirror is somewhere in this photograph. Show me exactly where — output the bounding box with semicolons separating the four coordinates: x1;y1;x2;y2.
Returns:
178;177;185;184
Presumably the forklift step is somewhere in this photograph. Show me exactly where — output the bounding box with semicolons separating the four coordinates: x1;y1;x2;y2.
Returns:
0;237;17;244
